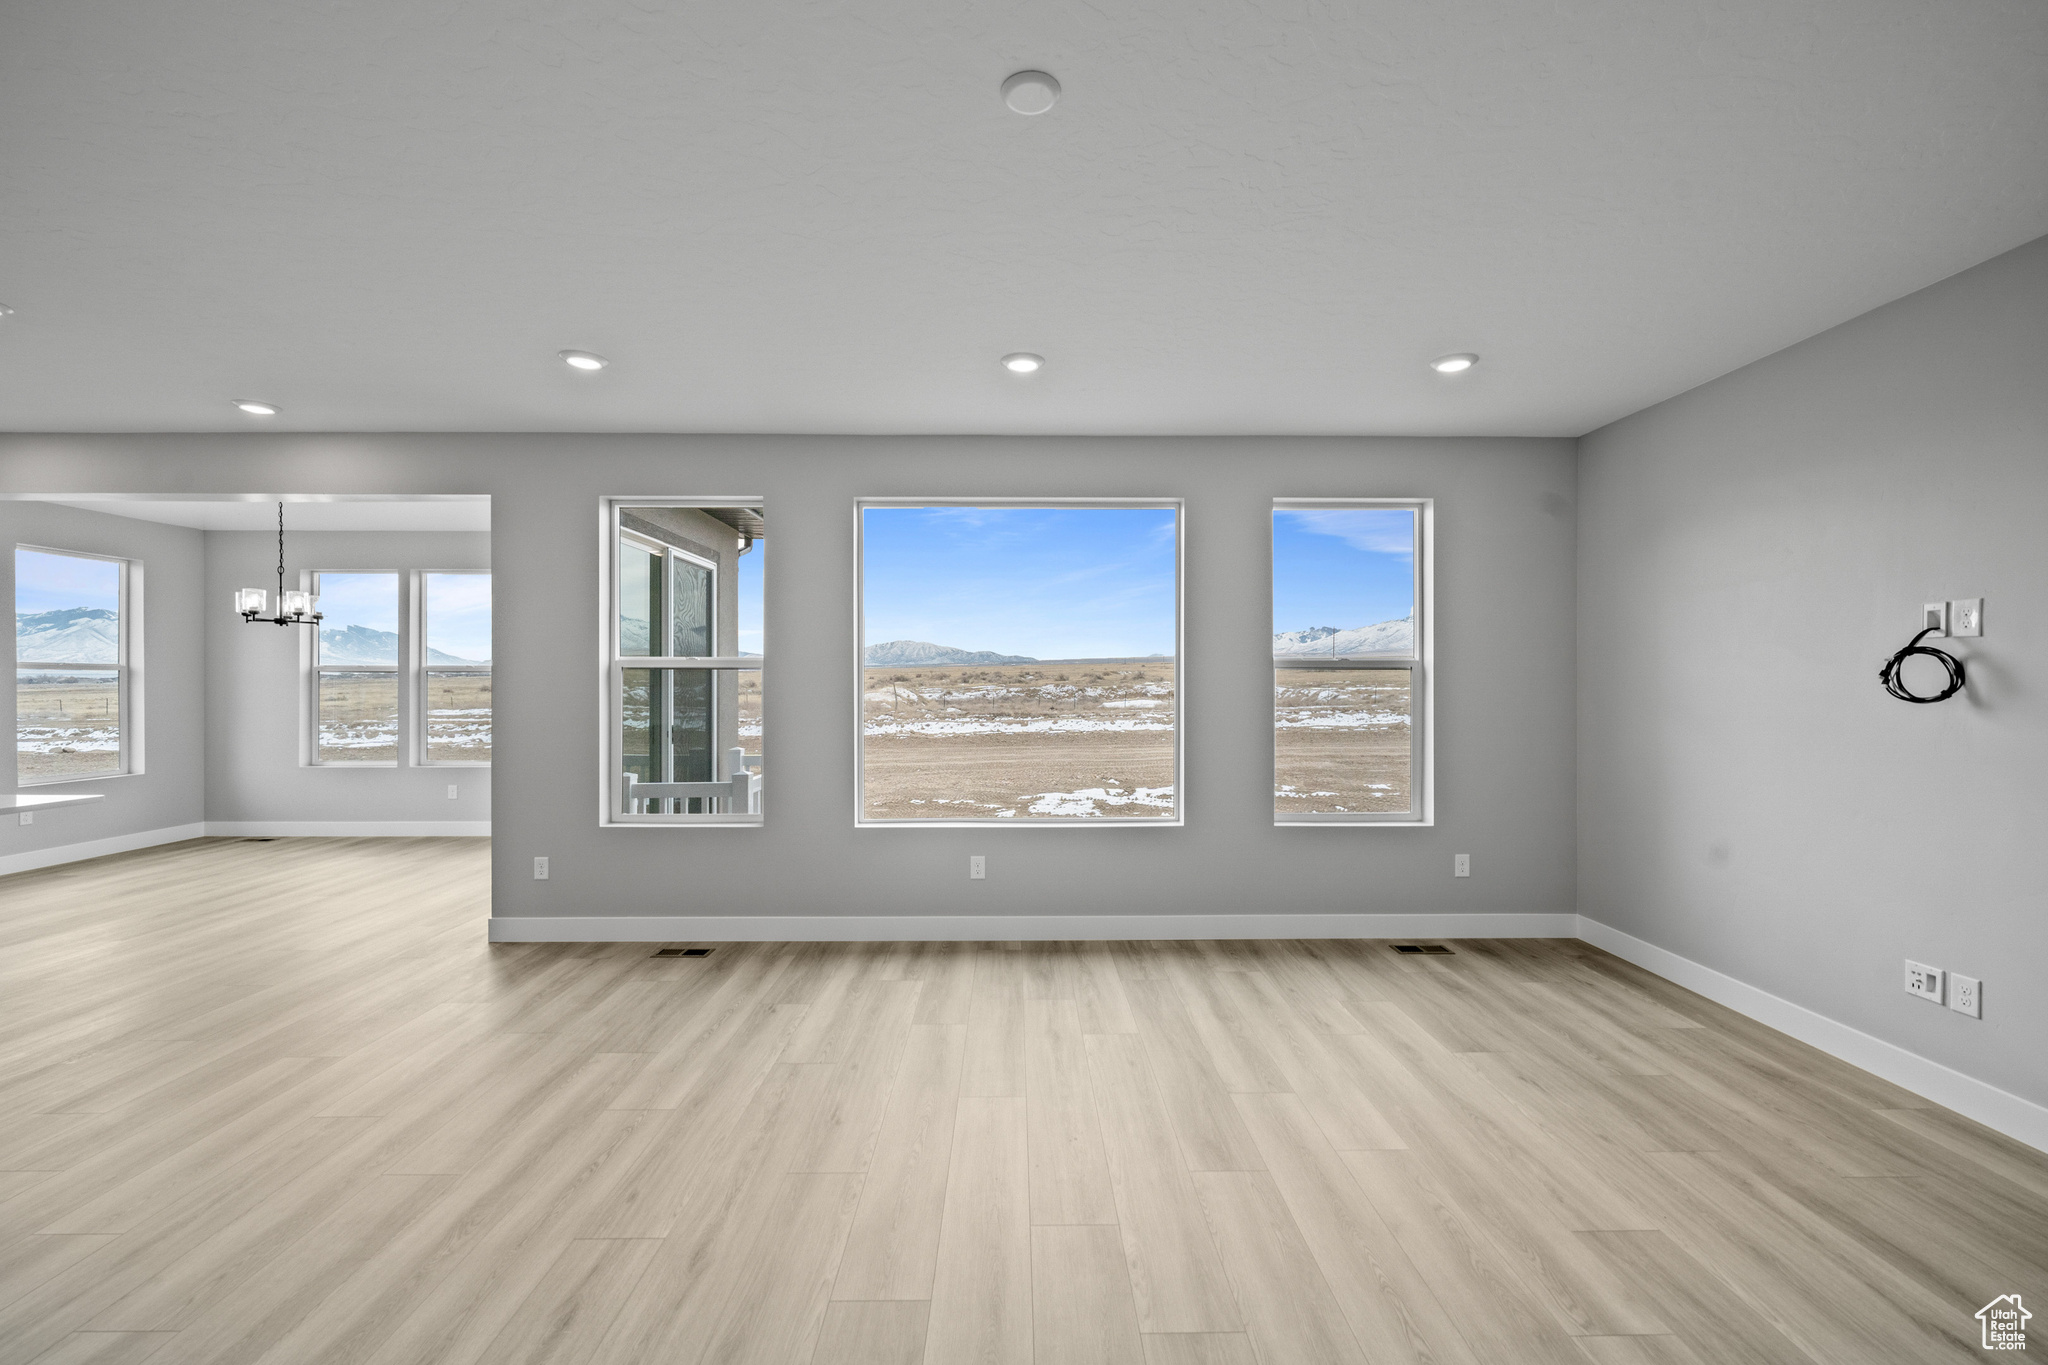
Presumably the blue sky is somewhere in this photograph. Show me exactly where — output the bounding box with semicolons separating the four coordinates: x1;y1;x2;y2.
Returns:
16;549;119;616
315;572;399;662
738;542;763;654
1272;509;1415;633
863;507;1177;659
425;573;491;662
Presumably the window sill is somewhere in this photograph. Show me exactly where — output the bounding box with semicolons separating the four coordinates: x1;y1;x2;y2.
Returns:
17;770;136;788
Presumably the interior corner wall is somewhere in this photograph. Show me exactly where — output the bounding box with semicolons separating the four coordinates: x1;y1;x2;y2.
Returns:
204;529;492;828
1;500;206;863
0;433;1577;927
1577;233;2048;1113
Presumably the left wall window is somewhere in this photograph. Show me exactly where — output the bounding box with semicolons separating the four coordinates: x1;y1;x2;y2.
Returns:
15;547;135;783
312;572;399;764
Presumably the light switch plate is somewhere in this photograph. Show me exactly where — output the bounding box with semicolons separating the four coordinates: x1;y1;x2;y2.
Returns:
1949;973;1981;1018
1904;959;1944;1003
1950;598;1983;637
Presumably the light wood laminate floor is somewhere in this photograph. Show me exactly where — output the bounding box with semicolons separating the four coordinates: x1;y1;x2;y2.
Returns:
2;838;2043;1365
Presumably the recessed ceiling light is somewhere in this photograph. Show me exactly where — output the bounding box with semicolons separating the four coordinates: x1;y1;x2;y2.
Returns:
559;350;609;371
1002;71;1061;115
1002;352;1044;374
233;400;279;416
0;303;15;317
1429;353;1479;374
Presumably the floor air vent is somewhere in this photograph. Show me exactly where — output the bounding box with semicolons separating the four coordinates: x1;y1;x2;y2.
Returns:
1393;944;1454;955
652;947;713;958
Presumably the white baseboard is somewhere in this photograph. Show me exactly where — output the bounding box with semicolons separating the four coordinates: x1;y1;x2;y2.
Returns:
1578;916;2048;1155
206;821;492;838
487;911;1580;943
0;822;209;877
1;820;490;877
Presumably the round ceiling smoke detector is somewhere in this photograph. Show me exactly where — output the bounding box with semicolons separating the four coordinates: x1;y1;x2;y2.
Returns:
1001;71;1061;115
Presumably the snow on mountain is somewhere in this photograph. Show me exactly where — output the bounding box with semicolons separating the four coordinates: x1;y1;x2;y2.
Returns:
1272;616;1413;657
16;608;119;664
864;640;1036;667
320;624;482;665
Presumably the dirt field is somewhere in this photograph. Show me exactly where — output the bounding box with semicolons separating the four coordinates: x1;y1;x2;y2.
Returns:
317;673;400;763
861;661;1175;819
1274;668;1412;814
423;673;492;763
15;676;122;780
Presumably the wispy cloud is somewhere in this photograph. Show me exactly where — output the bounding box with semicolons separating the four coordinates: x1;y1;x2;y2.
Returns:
1279;509;1413;557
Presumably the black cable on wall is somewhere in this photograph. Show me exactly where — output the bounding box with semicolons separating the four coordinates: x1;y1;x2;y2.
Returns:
1879;626;1967;704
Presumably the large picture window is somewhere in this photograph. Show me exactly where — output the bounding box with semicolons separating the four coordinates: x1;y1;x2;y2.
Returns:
603;501;764;824
421;573;491;764
857;501;1182;824
15;547;135;783
1272;501;1428;823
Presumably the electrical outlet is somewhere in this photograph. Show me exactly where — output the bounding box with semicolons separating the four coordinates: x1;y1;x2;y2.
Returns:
969;855;986;880
1453;853;1470;878
533;856;549;881
1904;959;1944;1003
1950;598;1983;637
446;784;459;800
1922;602;1949;636
1949;973;1981;1018
18;811;32;826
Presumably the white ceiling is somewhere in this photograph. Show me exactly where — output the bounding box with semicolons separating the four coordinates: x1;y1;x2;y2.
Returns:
26;497;491;532
1;0;2043;438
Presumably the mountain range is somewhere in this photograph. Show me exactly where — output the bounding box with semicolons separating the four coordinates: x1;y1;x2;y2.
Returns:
1273;615;1413;656
16;608;119;664
865;640;1036;666
321;624;483;665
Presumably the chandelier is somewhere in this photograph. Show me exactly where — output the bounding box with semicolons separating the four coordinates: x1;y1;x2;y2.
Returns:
235;502;324;627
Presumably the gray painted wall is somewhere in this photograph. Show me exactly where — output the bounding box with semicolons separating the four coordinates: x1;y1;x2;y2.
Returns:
205;529;492;824
1;500;206;854
1578;234;2048;1108
0;434;1578;922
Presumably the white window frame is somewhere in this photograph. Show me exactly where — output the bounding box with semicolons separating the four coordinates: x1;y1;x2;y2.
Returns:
853;496;1186;829
1271;497;1433;826
304;571;403;768
416;572;492;769
598;497;764;828
14;545;142;785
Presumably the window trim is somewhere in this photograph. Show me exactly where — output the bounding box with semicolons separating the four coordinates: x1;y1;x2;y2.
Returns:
417;571;492;769
853;496;1186;830
598;497;765;829
14;544;142;786
1271;497;1434;827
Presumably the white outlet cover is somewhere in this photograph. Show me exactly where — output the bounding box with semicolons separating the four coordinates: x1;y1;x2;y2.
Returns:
969;855;986;880
1949;973;1982;1018
1903;959;1944;1003
534;856;550;881
1922;602;1949;636
1453;853;1471;878
1950;597;1983;637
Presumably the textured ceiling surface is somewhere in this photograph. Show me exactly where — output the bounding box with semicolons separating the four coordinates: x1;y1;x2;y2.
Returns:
1;0;2044;436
